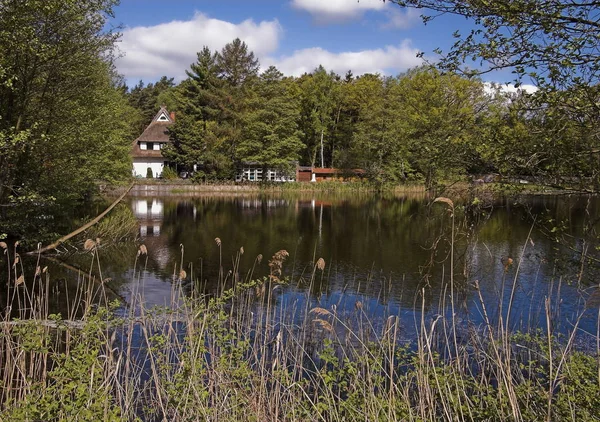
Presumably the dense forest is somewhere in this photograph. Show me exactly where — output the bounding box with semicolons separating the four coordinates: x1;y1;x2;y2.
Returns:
128;39;599;188
1;0;599;240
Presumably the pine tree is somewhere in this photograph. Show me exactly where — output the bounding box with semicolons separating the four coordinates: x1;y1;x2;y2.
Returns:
238;66;304;178
164;47;231;179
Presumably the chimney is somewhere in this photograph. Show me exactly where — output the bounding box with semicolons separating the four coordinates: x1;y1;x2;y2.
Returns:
170;111;175;122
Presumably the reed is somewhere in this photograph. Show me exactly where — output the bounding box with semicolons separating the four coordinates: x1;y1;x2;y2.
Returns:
1;232;599;421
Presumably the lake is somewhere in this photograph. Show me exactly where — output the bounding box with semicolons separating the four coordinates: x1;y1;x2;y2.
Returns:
4;191;600;344
103;192;598;343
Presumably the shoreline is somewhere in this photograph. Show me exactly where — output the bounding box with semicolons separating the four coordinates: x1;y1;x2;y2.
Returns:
102;180;427;197
101;179;597;199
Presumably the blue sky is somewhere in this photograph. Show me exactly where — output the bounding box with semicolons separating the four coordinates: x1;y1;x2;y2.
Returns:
112;0;527;90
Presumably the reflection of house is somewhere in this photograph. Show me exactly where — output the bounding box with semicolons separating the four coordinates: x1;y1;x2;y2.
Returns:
296;167;365;182
131;106;174;178
133;199;164;219
133;199;164;237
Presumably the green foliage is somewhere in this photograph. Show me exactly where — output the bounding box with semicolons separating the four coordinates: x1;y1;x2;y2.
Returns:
297;66;340;168
3;313;122;421
389;0;600;94
132;36;599;191
0;0;135;239
146;167;154;178
161;166;178;180
85;203;138;243
388;0;600;188
238;66;304;175
348;73;409;183
393;66;489;188
164;46;233;178
127;76;176;134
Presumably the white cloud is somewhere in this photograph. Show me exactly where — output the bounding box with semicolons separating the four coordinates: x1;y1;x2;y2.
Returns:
265;40;423;76
116;12;282;83
291;0;386;22
382;7;421;29
484;82;539;95
291;0;421;29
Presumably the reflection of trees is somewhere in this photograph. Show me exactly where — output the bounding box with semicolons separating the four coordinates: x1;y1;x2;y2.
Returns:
114;194;600;318
150;194;463;309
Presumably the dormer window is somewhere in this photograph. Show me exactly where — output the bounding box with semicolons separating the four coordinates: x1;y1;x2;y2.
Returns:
157;112;169;122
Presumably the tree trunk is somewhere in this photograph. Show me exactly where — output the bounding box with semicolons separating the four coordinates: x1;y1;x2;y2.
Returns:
30;182;135;255
320;129;325;168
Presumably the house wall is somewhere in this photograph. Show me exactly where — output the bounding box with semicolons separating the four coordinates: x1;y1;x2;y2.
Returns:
235;165;295;182
133;158;165;178
296;169;312;182
139;142;162;151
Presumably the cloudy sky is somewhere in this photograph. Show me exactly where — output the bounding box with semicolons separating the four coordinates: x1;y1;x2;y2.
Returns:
112;0;524;88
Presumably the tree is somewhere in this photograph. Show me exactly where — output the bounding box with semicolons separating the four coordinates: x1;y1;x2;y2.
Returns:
0;0;134;238
388;0;600;187
297;66;339;168
388;0;600;92
238;66;304;177
127;76;176;134
164;47;231;179
393;67;488;188
349;74;407;182
166;40;262;180
216;39;260;166
216;38;259;87
480;90;600;184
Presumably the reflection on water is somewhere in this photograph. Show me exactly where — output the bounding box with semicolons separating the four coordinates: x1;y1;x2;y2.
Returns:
120;193;600;340
133;199;164;237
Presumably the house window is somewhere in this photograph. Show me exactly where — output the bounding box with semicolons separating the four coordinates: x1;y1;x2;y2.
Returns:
147;142;154;150
140;142;147;150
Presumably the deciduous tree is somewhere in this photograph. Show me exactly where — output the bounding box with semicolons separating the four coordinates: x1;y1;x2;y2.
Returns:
0;0;134;238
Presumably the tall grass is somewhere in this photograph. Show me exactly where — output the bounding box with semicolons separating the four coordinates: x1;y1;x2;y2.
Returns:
1;223;599;421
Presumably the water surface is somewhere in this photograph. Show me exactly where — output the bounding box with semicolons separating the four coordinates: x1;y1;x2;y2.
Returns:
4;192;599;342
113;193;600;341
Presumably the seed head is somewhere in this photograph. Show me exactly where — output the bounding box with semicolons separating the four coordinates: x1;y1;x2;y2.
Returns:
84;239;96;251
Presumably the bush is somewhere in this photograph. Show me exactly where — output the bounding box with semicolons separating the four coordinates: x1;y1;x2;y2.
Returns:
146;167;153;178
161;166;178;180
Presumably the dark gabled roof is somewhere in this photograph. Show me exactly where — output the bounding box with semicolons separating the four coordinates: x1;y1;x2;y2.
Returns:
135;121;172;143
131;106;173;159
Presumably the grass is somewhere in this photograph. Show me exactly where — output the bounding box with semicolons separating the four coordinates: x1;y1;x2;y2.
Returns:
1;212;600;421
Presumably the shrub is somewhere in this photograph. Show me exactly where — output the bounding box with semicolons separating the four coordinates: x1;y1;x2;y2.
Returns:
161;166;178;180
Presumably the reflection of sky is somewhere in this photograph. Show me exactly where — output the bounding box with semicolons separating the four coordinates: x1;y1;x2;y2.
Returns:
121;269;184;312
121;195;600;345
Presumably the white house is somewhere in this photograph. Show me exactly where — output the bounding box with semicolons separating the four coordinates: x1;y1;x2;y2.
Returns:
131;106;174;178
234;163;296;182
